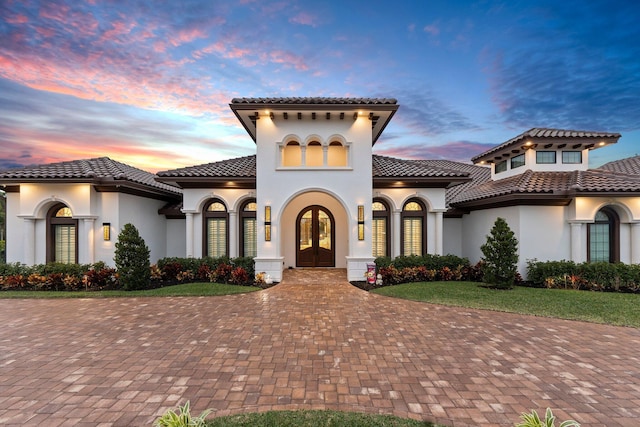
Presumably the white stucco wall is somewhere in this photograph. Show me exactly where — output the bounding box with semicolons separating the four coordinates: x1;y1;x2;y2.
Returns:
115;193;168;264
165;218;186;258
443;217;462;256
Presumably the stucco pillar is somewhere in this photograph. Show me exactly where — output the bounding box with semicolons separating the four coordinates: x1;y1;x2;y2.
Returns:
23;217;35;265
631;223;640;264
229;210;238;258
322;145;328;166
393;209;401;257
184;212;194;257
82;218;95;264
570;221;584;263
434;211;444;255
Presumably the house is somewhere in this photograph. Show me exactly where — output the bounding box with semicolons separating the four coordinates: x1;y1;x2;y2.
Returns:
1;97;638;282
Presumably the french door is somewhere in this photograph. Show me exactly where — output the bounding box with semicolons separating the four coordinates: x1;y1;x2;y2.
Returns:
296;205;335;267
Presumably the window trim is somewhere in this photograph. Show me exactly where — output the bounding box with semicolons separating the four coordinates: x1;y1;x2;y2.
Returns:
202;198;229;258
239;198;257;258
372;198;391;258
587;207;619;263
46;203;78;264
401;198;427;256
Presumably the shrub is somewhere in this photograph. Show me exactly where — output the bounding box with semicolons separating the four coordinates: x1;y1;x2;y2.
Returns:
212;263;233;283
230;267;250;285
114;223;151;290
83;262;118;290
481;217;519;289
154;401;210;427
516;407;579;427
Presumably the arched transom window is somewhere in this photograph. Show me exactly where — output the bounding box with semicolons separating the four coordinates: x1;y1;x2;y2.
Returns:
372;199;390;258
203;199;228;258
588;207;619;263
401;199;427;256
240;199;257;258
47;203;78;264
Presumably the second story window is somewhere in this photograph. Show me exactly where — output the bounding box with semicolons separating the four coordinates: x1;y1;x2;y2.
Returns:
495;160;507;173
536;151;556;164
510;154;525;169
562;151;582;164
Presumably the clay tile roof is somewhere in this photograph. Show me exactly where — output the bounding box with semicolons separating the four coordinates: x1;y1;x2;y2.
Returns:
599;155;640;175
471;127;621;163
0;157;181;195
156;155;256;178
230;97;397;105
372;155;470;178
450;168;640;206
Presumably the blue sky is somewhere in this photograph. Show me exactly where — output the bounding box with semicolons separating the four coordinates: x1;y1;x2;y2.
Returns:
0;0;638;172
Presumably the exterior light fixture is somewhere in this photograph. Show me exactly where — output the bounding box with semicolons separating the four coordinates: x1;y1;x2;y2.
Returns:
357;205;365;240
102;223;111;241
265;206;271;241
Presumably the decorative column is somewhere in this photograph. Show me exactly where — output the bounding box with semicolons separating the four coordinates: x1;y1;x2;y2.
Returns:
393;209;401;258
229;210;238;258
434;211;444;255
184;212;194;258
23;217;35;265
83;218;96;264
570;221;584;263
631;222;640;264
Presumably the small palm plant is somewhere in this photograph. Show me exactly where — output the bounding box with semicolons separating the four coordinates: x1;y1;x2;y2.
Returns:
154;401;211;427
516;408;580;427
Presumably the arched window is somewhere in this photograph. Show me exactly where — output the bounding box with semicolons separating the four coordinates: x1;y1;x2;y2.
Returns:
240;199;257;258
588;207;619;263
283;141;301;166
306;141;323;166
203;199;228;258
401;199;427;256
47;203;78;263
328;141;347;166
372;199;390;258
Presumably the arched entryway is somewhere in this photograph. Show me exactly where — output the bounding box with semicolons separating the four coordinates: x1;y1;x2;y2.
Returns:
296;205;335;267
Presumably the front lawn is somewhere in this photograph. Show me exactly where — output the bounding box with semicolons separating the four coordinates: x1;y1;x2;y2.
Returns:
372;281;640;328
206;410;435;426
0;282;261;298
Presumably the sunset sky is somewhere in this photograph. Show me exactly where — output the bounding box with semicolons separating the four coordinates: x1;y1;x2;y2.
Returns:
1;0;638;173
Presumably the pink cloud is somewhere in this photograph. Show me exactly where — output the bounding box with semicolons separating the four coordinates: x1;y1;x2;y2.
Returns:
268;50;309;71
6;13;28;24
289;12;317;27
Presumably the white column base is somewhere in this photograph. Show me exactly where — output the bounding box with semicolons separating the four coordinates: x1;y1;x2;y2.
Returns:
346;256;376;282
254;257;284;283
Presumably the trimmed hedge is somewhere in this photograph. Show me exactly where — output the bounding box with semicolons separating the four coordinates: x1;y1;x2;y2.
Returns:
372;254;479;287
526;259;640;293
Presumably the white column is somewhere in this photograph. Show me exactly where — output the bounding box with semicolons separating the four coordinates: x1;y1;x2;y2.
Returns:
23;218;35;265
570;222;583;263
393;210;401;257
82;218;95;264
434;211;444;255
229;210;238;258
322;145;328;166
185;212;194;257
631;223;640;264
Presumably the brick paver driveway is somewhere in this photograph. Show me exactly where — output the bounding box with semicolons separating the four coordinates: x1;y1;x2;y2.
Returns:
1;269;639;426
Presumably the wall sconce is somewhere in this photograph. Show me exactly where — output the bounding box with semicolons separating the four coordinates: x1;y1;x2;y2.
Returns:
357;205;364;240
265;206;271;241
102;223;111;241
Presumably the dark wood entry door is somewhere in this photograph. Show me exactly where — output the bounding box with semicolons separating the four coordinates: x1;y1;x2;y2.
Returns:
296;205;335;267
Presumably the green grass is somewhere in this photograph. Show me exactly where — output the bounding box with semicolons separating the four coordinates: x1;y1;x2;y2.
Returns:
372;281;640;328
206;410;436;426
0;282;261;298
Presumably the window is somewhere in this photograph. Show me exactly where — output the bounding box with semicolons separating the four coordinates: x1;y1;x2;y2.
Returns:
282;141;301;166
240;199;257;258
47;203;78;263
562;151;582;164
306;141;323;166
203;199;228;258
401;199;427;256
495;160;507;174
328;141;347;166
372;199;390;258
536;151;556;164
588;207;619;263
510;154;525;169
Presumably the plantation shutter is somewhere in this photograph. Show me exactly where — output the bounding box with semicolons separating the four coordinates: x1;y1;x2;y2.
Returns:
55;225;76;264
372;217;387;257
403;218;422;256
207;218;227;257
243;218;257;257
